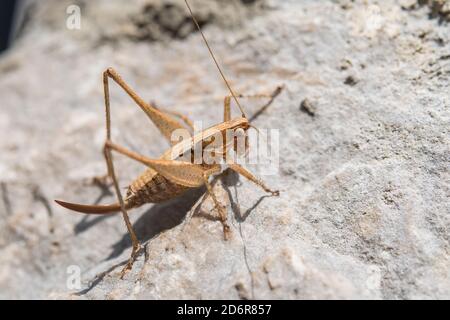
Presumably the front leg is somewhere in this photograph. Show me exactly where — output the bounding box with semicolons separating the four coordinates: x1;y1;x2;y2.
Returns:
228;163;279;196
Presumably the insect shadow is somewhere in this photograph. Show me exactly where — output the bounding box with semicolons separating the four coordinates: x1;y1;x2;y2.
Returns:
73;181;114;234
76;169;270;295
103;168;270;261
104;185;207;261
221;169;270;300
76;186;207;296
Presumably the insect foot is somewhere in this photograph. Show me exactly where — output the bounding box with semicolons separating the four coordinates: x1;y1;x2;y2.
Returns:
271;190;280;196
120;242;143;279
223;224;232;241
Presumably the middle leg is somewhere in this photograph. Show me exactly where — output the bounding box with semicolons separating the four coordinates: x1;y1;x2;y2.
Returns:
202;170;232;240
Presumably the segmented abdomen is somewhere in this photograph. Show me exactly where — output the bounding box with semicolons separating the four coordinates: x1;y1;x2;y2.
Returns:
125;168;189;208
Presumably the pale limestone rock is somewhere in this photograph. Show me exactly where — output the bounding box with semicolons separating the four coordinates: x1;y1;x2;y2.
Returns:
0;0;448;299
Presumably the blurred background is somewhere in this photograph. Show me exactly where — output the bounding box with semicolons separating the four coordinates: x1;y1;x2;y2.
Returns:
0;0;19;52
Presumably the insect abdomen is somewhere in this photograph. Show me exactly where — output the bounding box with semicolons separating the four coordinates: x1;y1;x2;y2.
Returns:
126;169;189;207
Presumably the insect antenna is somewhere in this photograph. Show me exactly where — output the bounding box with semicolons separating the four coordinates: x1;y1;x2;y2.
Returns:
184;0;246;118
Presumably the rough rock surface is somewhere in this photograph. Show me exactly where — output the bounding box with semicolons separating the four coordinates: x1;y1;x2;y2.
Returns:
0;0;448;299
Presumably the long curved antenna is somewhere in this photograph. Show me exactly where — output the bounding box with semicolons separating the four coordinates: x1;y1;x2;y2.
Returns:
184;0;246;118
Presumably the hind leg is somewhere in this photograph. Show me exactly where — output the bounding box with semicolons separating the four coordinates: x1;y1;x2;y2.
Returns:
101;69;142;278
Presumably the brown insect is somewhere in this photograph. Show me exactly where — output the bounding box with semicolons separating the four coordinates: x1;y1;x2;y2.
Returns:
55;0;283;277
